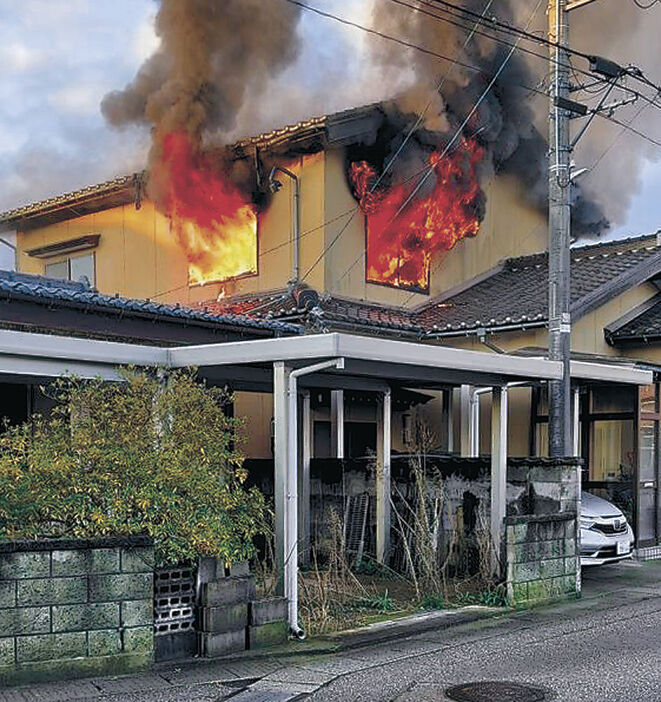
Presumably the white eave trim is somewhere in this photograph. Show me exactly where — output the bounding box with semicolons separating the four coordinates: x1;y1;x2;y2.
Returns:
570;359;652;386
0;329;168;366
169;333;564;381
0;329;650;386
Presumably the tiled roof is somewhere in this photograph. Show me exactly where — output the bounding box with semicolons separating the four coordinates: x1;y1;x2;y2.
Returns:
417;233;661;336
0;270;300;335
199;234;661;338
606;294;661;345
0;174;142;227
198;289;423;336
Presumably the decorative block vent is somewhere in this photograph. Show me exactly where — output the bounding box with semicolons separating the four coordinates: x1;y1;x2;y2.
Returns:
153;566;196;636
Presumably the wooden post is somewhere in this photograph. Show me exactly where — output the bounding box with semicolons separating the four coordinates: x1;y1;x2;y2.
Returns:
441;389;453;452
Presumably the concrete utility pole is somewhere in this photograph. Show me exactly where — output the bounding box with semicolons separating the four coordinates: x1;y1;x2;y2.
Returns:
548;0;572;457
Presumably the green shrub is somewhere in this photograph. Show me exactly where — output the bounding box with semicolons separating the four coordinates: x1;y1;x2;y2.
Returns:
0;368;267;566
455;587;509;608
362;589;396;612
420;592;445;610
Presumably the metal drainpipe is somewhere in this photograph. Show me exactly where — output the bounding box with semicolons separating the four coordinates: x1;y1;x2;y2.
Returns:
470;382;533;457
269;166;300;282
286;357;345;638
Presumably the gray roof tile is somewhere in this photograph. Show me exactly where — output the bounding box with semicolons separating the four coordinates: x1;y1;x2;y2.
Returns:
0;270;300;335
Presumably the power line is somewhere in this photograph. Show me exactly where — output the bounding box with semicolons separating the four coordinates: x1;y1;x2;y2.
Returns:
332;0;545;292
384;0;661;111
421;0;661;95
590;103;651;172
299;0;496;285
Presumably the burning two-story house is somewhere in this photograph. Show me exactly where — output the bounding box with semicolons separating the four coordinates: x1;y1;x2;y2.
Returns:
2;101;661;566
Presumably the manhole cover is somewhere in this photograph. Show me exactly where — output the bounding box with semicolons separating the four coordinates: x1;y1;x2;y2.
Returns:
445;681;547;702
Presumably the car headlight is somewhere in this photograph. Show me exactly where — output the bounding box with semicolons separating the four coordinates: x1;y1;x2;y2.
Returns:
579;516;595;530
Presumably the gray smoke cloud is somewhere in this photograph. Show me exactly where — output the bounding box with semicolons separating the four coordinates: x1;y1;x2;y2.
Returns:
369;0;661;239
366;0;609;237
101;0;304;199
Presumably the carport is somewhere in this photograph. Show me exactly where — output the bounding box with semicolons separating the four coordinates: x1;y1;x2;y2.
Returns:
0;329;652;635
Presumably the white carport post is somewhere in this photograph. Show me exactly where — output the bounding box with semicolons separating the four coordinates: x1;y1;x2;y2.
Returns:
572;386;580;456
299;390;312;565
460;385;472;457
273;362;291;598
376;388;392;564
330;390;345;458
490;386;508;576
276;357;344;638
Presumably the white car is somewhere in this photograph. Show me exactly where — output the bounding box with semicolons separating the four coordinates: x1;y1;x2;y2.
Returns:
580;491;634;566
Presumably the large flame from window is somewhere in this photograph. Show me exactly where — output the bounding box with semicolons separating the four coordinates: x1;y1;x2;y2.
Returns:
349;138;484;292
155;132;257;285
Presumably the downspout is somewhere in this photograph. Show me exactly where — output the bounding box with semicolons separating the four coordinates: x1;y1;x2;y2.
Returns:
286;357;344;639
269;166;300;282
470;381;534;457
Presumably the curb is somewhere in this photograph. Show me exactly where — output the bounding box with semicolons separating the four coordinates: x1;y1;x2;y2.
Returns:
166;604;507;670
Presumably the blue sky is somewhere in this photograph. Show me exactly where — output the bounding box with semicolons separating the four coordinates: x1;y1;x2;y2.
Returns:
0;0;659;251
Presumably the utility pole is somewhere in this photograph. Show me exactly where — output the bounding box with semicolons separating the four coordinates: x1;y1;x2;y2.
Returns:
548;0;572;456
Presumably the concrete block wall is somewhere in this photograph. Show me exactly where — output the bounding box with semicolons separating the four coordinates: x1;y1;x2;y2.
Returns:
0;537;154;686
506;513;580;605
198;565;288;657
507;458;582;517
198;572;255;658
248;597;288;649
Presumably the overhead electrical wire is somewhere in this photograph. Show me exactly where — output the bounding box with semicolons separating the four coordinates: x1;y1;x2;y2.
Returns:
332;0;545;291
384;0;661;111
298;0;497;285
421;0;661;95
273;0;661;292
632;0;660;8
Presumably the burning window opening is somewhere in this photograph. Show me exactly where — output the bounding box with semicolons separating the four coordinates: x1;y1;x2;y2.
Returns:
350;138;485;294
154;132;258;287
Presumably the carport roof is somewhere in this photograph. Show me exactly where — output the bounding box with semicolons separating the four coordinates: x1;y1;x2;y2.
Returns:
0;329;651;390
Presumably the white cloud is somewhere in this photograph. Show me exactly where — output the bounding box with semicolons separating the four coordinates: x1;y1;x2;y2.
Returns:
0;43;45;73
132;12;160;64
48;83;107;115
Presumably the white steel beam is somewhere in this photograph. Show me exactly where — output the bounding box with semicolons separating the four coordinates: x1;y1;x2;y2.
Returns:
570;360;652;385
0;329;165;369
169;333;563;382
376;389;392;564
299;390;312;565
273;362;290;597
330;390;344;459
490;387;508;576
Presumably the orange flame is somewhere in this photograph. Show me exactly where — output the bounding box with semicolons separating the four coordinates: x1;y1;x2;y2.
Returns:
155;132;257;285
349;138;484;291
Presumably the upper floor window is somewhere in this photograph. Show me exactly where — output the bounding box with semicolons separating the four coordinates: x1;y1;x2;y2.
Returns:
45;252;95;287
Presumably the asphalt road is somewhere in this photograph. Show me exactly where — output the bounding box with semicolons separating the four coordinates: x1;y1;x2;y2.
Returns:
309;563;661;702
5;561;661;702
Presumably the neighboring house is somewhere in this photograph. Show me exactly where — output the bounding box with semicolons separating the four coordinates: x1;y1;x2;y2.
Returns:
2;104;661;550
0;269;298;431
